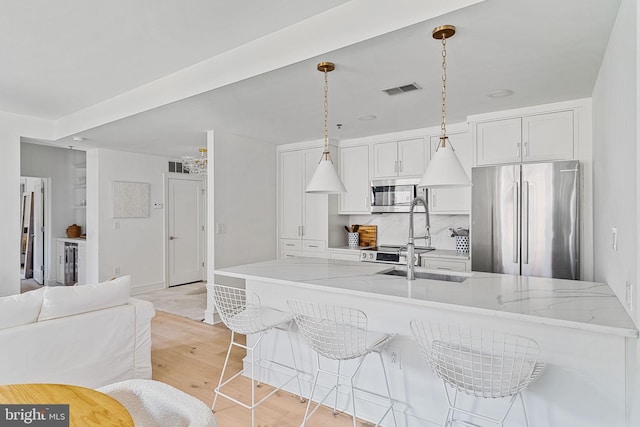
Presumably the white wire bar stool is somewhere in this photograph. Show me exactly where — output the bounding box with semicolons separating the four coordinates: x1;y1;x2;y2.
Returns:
212;285;304;427
410;320;545;427
287;300;397;427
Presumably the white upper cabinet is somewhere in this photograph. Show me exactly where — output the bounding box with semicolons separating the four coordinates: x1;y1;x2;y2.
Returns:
428;131;472;214
475;110;574;166
522;110;574;162
338;144;370;214
372;137;426;179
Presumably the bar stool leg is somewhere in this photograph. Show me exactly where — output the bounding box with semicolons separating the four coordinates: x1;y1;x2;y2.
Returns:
212;330;236;412
286;320;306;402
375;350;397;427
333;360;342;416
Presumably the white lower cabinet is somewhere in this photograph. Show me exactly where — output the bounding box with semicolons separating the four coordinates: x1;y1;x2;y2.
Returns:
328;248;361;262
56;240;65;283
56;238;86;285
421;256;470;272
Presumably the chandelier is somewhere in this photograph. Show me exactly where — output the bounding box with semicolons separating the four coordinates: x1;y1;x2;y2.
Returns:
182;148;208;175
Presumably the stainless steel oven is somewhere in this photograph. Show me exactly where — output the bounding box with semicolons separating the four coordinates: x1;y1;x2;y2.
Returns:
370;179;426;213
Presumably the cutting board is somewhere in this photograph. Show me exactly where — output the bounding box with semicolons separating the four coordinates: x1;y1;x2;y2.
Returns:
355;225;377;247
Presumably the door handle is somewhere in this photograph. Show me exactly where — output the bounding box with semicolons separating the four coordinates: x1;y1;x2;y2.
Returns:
169;236;177;240
522;181;529;264
513;184;519;264
398;160;402;172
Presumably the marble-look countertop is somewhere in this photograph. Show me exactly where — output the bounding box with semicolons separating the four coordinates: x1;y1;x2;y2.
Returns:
215;257;638;338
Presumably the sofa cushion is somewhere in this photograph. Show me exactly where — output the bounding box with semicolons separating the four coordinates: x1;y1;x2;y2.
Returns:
0;287;44;330
38;275;131;321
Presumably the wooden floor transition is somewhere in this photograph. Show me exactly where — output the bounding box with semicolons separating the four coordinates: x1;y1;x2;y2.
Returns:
151;311;375;427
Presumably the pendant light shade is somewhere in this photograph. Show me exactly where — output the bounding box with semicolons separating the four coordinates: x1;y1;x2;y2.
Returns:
419;25;471;189
419;138;470;188
305;61;346;194
306;157;347;193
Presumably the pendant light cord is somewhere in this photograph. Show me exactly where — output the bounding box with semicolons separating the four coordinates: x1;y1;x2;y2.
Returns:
439;33;448;150
322;68;330;160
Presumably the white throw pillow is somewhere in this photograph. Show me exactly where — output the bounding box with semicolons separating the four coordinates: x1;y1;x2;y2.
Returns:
38;275;131;321
0;287;44;329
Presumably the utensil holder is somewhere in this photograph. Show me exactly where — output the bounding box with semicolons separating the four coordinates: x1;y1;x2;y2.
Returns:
348;232;360;248
455;236;469;254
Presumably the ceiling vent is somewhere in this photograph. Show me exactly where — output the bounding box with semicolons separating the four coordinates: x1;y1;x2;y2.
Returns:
382;83;421;95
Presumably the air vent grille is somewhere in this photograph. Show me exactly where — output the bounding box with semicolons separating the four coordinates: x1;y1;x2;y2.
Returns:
382;83;421;95
168;161;189;174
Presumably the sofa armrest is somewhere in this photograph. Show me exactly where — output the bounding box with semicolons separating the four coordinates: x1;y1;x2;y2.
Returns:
129;298;155;380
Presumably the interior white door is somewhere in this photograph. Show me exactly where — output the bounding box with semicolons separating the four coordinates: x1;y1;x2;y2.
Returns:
32;179;44;284
167;176;205;286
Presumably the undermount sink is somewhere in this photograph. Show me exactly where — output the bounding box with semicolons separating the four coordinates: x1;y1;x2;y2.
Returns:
376;267;469;283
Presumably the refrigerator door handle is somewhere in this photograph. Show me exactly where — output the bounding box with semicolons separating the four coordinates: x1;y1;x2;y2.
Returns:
513;184;519;264
522;181;529;264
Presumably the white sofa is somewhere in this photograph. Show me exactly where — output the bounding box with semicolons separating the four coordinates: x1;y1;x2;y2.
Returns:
0;275;155;388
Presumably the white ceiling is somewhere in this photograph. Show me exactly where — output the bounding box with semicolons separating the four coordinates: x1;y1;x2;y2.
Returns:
9;0;622;158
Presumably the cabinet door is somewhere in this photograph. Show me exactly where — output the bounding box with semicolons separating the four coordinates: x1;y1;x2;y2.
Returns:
279;150;303;240
429;132;472;214
372;141;398;179
421;257;469;272
398;138;427;177
303;148;328;241
475;118;522;165
56;241;65;283
77;242;86;285
339;145;370;214
522;110;574;162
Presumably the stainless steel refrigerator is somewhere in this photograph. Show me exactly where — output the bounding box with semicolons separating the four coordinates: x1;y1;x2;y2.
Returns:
471;160;579;279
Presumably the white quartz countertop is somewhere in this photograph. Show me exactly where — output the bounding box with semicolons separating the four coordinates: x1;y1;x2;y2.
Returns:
215;257;638;338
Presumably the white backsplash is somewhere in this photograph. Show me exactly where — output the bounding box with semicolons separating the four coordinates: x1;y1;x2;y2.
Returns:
349;213;469;250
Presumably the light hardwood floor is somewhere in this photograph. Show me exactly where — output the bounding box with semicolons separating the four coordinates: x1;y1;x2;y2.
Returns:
151;311;376;427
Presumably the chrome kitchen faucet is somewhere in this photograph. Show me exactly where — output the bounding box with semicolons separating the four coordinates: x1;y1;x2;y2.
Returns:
404;196;433;280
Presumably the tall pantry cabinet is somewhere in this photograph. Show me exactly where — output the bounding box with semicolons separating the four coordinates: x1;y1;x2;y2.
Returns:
278;143;347;258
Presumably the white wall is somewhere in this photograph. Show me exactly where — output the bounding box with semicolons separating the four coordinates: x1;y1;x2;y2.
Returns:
592;0;638;321
0;113;53;296
21;143;86;283
86;148;168;291
592;2;639;425
213;131;277;269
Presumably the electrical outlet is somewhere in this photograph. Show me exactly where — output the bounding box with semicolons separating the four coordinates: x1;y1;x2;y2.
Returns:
216;223;226;234
611;227;618;251
626;281;633;311
114;267;121;275
388;347;401;370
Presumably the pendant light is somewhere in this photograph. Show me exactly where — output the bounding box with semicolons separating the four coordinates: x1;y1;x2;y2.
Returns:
305;62;347;194
419;25;471;188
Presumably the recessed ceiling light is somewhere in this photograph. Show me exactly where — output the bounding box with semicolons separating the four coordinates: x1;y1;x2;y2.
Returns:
487;89;514;98
358;115;377;121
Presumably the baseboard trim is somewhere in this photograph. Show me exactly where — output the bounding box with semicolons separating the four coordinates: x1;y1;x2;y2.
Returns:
131;281;165;295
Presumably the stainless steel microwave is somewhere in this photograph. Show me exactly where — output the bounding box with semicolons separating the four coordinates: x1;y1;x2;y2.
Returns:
370;178;426;213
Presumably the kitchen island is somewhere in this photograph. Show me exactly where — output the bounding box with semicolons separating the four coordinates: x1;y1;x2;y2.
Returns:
213;257;637;427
